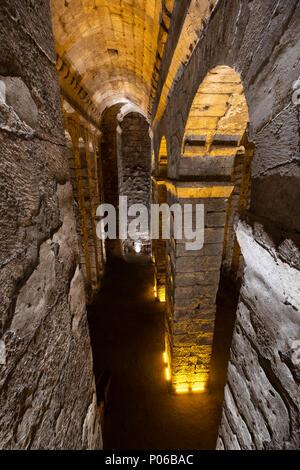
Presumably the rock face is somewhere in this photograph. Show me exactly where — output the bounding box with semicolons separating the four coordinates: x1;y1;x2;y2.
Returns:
217;221;300;449
0;0;101;449
152;0;300;450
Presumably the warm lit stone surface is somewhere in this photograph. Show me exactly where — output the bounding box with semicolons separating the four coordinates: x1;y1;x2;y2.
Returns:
152;179;167;303
165;190;227;390
117;112;152;256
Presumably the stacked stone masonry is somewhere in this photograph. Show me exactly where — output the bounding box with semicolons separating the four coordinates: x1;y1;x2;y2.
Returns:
0;0;299;451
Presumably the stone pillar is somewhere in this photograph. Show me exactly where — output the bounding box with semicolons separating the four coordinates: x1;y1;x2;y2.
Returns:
65;115;104;302
165;183;233;392
91;135;106;269
152;178;167;302
69;129;93;300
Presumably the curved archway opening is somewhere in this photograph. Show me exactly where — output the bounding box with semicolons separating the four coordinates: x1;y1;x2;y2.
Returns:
182;66;249;156
165;66;253;393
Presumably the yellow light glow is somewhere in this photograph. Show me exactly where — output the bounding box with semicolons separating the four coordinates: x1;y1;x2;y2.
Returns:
165;182;234;199
166;367;171;381
176;388;189;393
163;352;168;364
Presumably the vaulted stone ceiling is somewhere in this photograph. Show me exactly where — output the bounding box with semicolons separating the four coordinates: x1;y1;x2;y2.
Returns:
50;0;216;120
153;0;218;123
50;0;168;116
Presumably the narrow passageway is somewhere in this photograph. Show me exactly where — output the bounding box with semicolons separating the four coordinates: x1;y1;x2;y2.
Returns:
88;258;237;450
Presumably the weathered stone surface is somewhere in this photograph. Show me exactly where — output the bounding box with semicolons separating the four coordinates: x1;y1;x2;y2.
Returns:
0;2;101;449
174;270;220;287
118;112;151;256
176;255;222;273
1;0;299;451
152;0;300;448
217;221;300;449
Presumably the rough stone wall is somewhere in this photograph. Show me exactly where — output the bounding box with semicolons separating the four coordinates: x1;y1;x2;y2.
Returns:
117;112;152;256
0;0;101;449
153;0;300;449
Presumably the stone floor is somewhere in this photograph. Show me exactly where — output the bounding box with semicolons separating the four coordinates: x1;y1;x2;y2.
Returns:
87;256;238;450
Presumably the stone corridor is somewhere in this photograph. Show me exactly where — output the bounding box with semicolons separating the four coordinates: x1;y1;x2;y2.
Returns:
88;257;237;449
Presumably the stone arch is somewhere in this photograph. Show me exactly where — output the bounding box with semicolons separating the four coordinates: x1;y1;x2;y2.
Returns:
117;110;152;258
100;103;152;259
182;66;249;156
181;65;253;279
162;66;254;393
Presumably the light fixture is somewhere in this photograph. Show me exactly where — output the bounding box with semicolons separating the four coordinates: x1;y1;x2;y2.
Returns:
134;242;141;253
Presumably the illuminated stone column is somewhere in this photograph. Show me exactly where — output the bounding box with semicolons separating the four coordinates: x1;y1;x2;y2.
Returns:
230;138;254;280
165;183;233;392
91;134;106;269
152;178;167;303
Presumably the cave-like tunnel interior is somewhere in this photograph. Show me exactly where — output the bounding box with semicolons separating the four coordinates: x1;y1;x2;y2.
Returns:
0;0;299;451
